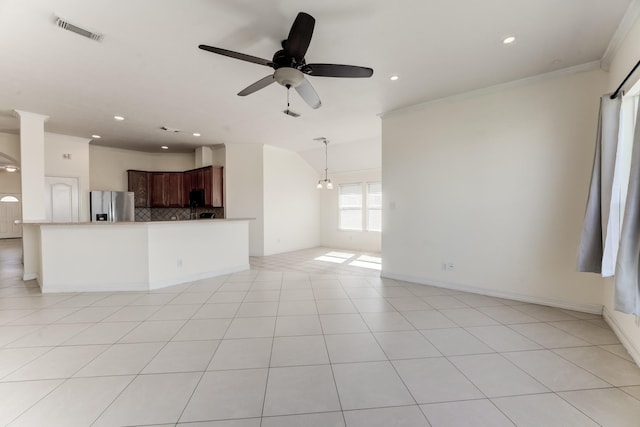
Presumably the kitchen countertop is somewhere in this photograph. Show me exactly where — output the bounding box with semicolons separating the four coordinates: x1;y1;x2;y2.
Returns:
18;218;254;226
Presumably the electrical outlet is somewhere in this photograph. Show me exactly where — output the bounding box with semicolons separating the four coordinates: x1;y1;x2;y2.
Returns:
442;262;455;271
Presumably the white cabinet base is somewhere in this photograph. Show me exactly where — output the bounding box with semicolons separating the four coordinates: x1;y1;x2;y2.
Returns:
24;220;251;293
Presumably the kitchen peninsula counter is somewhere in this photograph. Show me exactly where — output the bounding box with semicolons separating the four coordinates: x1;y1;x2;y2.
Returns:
21;219;252;293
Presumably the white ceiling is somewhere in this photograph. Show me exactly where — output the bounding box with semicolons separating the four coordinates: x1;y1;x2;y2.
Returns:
0;0;633;154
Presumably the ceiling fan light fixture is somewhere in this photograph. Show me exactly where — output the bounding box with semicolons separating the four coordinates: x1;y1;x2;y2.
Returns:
274;67;304;88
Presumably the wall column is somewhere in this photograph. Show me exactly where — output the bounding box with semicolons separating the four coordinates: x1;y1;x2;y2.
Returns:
14;110;48;221
195;146;214;167
14;110;48;282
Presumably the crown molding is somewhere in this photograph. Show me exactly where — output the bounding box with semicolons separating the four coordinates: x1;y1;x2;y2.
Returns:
601;0;640;71
380;61;601;119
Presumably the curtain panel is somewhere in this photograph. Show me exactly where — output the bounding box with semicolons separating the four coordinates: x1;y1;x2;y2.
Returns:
615;102;640;315
577;95;621;273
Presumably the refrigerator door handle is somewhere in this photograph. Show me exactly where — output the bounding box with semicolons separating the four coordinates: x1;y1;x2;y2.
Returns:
110;193;115;222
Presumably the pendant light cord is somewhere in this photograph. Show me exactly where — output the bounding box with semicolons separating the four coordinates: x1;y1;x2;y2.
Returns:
324;141;329;181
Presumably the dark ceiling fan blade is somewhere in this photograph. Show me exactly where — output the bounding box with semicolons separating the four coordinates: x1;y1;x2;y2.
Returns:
199;44;274;67
303;63;374;78
295;78;321;109
238;75;276;96
284;12;315;63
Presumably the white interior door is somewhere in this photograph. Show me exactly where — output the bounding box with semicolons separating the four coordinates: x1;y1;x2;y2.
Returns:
0;194;22;238
45;176;79;223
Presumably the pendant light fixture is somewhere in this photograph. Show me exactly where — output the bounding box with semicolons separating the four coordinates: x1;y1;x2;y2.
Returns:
315;137;333;189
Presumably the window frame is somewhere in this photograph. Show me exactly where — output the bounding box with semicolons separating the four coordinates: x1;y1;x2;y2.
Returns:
337;181;382;232
338;183;364;231
365;181;382;232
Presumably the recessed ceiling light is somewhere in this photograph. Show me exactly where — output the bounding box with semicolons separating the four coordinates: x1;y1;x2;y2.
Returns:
5;167;17;172
114;115;125;121
390;75;399;81
193;133;201;137
91;134;101;139
503;36;516;44
161;145;169;150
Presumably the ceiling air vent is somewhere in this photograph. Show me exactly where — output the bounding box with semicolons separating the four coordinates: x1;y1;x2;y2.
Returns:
55;17;102;42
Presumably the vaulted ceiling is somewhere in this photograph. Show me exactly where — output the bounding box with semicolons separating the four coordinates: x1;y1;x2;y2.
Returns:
0;0;633;154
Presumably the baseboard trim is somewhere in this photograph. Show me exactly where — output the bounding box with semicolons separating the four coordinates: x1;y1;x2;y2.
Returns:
41;264;251;294
381;271;603;315
148;264;250;290
602;306;640;367
22;273;37;281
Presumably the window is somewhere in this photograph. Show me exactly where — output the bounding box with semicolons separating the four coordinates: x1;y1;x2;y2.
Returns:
339;184;363;230
338;182;382;232
0;195;19;203
367;183;382;232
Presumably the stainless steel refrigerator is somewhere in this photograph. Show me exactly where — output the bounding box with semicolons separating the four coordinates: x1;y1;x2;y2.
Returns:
90;191;135;222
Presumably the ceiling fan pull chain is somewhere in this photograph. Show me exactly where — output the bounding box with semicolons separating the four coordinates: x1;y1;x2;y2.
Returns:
287;85;291;109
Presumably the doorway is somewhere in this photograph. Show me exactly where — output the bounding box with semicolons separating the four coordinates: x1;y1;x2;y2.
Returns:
45;176;79;222
0;194;22;238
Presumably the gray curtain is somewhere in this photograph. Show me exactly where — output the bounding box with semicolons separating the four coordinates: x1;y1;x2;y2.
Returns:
615;103;640;315
578;95;621;273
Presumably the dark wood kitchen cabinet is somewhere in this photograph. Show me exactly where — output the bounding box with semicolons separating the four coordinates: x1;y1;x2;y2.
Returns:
208;166;223;207
182;170;193;207
127;170;151;208
129;166;223;209
183;166;223;208
150;172;183;207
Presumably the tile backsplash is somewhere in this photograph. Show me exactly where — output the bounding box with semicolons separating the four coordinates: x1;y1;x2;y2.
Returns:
135;207;224;222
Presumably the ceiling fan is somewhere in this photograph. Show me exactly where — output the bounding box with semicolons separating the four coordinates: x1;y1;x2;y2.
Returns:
198;12;373;111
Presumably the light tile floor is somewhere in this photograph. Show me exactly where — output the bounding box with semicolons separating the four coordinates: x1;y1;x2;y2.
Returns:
1;239;640;426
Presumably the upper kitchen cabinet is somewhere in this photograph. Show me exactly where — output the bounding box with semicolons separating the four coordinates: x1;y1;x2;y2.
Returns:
127;170;150;208
182;170;194;207
129;166;223;208
184;166;223;208
208;166;223;207
150;172;183;208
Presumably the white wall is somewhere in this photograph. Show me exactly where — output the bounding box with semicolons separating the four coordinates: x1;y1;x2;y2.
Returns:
320;169;382;252
89;145;195;191
299;137;381;174
224;144;264;256
382;68;607;311
602;14;640;363
263;145;320;256
0;132;21;194
44;133;91;222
